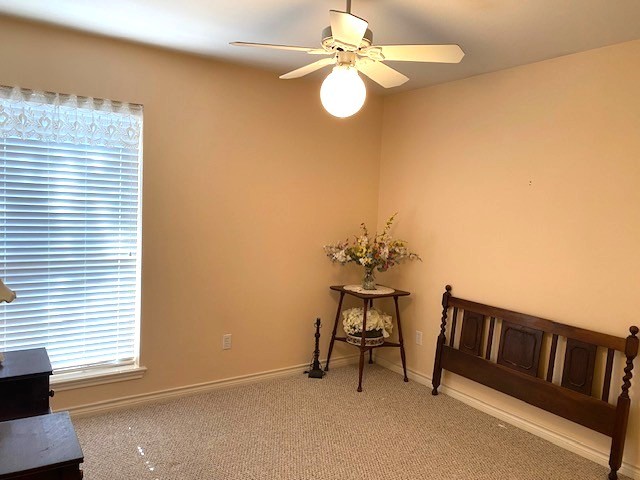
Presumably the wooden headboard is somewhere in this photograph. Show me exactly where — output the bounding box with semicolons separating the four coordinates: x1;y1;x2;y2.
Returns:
431;285;638;480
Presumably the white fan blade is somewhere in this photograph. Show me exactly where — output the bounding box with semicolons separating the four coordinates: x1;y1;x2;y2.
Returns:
357;61;409;88
230;41;327;54
280;57;335;80
329;10;368;49
377;44;465;63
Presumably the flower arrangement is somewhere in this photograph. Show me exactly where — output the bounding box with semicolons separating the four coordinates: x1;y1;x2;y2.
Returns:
324;213;421;289
342;307;393;338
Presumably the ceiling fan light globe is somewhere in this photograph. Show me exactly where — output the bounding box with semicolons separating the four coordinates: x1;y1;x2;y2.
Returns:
320;66;366;118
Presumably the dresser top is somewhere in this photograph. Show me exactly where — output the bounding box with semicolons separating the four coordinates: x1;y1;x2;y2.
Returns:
0;348;52;380
0;411;83;477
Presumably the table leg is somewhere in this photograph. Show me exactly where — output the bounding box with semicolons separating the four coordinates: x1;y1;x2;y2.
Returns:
325;291;345;371
394;296;409;382
357;298;369;392
368;298;374;364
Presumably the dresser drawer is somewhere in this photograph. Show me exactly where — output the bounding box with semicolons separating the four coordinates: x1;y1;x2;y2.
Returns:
0;375;51;421
0;348;53;421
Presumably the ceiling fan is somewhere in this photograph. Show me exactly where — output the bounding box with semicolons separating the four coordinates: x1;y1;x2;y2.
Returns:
231;0;465;117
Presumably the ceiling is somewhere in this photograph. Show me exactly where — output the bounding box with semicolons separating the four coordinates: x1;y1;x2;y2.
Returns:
2;0;640;93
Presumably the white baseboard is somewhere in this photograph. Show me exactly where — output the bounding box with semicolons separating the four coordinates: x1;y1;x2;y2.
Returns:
65;354;359;419
374;357;639;480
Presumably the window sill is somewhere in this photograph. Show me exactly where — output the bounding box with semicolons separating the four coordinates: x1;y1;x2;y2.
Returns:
51;365;147;392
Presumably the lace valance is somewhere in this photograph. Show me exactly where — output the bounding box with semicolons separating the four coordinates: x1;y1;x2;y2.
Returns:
0;85;142;149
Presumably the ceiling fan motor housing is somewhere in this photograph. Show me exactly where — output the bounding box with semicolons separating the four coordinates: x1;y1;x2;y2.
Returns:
322;26;373;51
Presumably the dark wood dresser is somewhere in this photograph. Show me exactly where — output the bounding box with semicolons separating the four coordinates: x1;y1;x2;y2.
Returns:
0;348;53;422
0;412;84;479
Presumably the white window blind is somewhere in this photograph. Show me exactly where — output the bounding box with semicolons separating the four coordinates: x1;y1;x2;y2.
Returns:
0;86;142;373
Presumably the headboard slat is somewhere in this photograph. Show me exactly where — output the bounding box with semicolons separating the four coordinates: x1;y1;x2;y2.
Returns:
485;317;496;360
561;338;597;395
497;321;543;377
602;348;615;402
449;307;458;347
459;310;485;356
546;334;559;382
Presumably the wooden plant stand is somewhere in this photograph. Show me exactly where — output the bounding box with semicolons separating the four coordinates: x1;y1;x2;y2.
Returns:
325;285;410;392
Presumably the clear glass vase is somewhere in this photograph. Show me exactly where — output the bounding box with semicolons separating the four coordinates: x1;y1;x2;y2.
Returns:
362;266;376;290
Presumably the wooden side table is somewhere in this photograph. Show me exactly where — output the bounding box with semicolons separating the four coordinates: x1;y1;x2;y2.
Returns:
0;412;84;479
325;285;410;392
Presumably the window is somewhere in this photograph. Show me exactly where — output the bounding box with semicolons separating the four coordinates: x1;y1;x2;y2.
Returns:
0;86;142;380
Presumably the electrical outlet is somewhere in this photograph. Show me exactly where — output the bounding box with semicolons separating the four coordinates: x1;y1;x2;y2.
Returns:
415;330;423;345
222;334;232;350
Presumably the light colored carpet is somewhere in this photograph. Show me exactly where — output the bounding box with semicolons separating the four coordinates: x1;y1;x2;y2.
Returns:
73;364;626;479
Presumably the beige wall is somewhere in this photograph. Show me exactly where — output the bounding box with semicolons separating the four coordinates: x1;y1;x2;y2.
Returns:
0;16;382;407
377;40;640;469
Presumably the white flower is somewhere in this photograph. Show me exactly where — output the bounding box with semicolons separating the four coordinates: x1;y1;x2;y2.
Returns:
335;250;347;263
342;307;393;338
